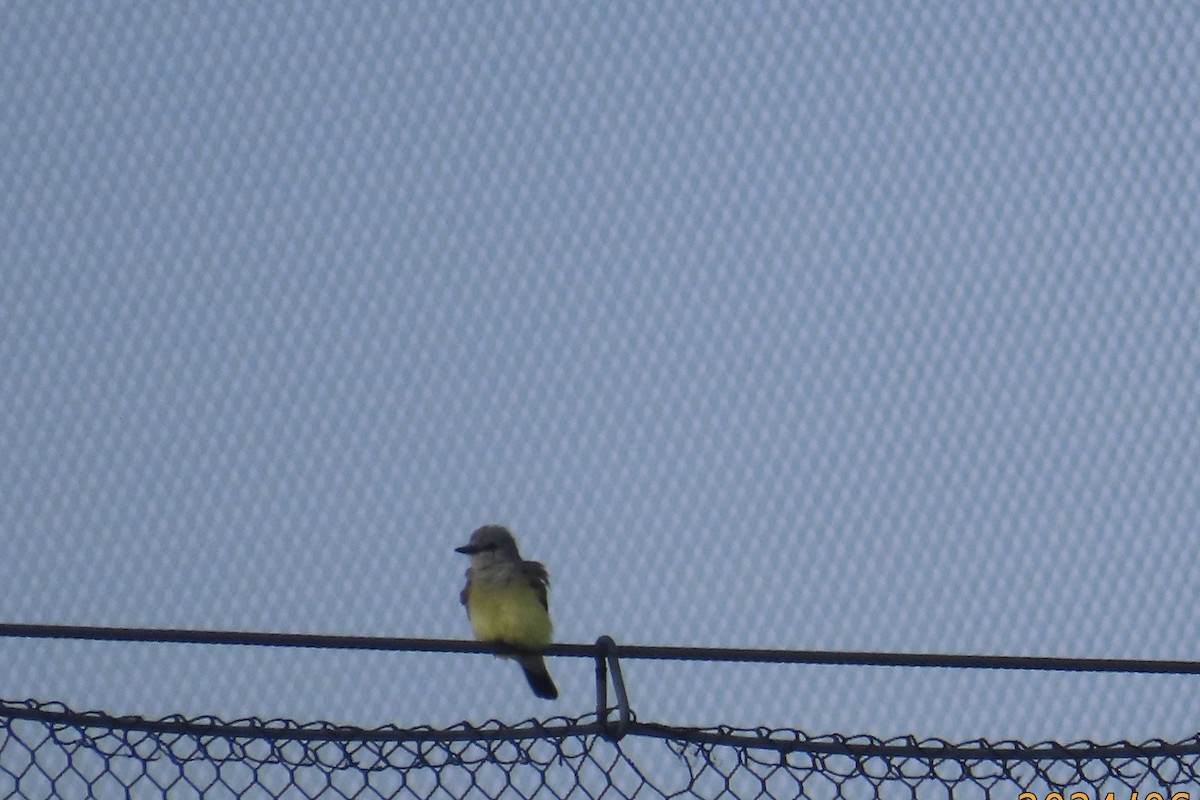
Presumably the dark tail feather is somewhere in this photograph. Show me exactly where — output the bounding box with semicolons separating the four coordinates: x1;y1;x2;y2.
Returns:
519;655;558;700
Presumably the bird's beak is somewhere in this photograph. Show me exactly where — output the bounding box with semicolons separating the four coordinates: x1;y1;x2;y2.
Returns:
455;544;478;555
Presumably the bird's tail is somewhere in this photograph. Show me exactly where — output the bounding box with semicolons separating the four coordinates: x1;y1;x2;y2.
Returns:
519;654;558;700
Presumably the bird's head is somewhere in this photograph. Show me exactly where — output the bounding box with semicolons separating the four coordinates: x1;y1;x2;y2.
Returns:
455;525;522;565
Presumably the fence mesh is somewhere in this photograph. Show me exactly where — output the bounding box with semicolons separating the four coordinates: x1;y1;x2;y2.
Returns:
2;698;1198;799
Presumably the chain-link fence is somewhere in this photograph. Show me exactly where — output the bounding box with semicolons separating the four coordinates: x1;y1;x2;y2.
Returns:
3;697;1198;799
3;627;1199;798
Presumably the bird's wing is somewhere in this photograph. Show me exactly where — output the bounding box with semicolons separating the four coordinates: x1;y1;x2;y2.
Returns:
522;560;550;611
459;568;472;610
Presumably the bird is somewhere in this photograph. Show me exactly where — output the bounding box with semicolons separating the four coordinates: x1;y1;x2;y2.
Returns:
455;525;558;699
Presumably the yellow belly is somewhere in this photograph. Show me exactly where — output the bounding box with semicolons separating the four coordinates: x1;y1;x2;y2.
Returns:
467;580;552;647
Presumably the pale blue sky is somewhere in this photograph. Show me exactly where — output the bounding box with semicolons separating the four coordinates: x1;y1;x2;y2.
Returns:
2;1;1198;745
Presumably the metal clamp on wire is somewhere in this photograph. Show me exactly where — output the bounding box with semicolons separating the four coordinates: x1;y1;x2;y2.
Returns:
593;635;631;742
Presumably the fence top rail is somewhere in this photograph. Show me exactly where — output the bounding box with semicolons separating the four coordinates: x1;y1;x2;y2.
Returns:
3;622;1200;676
5;699;1200;761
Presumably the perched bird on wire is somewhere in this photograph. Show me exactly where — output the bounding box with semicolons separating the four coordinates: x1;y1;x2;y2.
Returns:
455;525;558;700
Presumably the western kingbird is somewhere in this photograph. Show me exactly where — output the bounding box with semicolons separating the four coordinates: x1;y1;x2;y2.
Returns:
455;525;558;700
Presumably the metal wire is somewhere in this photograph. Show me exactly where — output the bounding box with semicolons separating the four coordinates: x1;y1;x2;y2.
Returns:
5;622;1200;675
